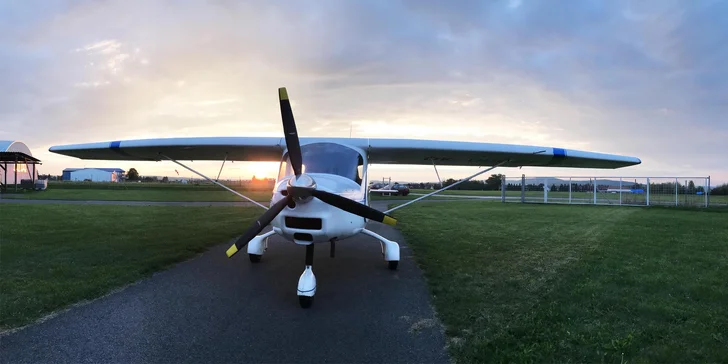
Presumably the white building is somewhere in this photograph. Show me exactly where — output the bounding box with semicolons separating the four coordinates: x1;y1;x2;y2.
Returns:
62;168;125;182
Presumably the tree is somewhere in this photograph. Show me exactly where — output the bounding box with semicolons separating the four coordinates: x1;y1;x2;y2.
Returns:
711;183;728;195
485;174;503;190
127;168;139;181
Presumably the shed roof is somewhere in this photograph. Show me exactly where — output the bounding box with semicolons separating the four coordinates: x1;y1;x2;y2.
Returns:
0;152;41;163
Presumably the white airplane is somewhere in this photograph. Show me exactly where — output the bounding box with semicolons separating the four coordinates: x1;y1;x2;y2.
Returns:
49;87;641;308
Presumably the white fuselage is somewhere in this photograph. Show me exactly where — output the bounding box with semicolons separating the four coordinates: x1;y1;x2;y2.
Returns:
268;142;371;245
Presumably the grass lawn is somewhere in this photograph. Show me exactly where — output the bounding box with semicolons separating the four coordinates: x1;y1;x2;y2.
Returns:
391;202;728;363
0;204;260;331
1;188;274;202
409;188;728;206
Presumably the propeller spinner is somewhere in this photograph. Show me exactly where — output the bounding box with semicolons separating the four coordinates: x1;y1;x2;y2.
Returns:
225;88;397;258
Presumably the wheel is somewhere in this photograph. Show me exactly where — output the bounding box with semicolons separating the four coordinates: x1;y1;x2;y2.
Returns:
249;254;262;263
388;260;399;270
299;295;314;308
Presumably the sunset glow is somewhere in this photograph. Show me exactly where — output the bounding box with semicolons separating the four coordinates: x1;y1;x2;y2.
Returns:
1;1;726;184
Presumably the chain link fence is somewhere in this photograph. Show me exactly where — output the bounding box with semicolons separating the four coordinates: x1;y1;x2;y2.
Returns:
500;175;719;207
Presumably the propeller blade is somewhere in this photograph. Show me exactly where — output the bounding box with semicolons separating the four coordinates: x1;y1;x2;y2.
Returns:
226;196;291;258
310;190;397;226
279;87;303;177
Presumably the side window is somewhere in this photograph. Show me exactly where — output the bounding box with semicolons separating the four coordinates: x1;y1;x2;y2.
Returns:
356;155;364;184
277;160;288;180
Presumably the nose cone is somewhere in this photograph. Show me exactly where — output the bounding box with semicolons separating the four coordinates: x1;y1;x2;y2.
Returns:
287;173;317;203
287;173;317;189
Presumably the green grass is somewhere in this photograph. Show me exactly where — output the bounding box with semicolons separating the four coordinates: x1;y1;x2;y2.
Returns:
0;204;260;331
391;202;728;363
2;188;274;202
409;188;728;206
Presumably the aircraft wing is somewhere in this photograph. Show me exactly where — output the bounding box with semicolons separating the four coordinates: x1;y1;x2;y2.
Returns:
48;137;285;161
364;138;640;169
48;136;640;169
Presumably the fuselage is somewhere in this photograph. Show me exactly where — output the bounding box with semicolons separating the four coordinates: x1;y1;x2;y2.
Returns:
268;142;370;245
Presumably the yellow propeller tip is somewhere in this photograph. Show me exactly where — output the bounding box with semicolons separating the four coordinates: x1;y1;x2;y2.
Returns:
383;216;397;226
226;244;239;258
278;87;288;100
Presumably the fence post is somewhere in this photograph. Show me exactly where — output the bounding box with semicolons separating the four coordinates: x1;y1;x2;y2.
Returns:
619;177;623;206
675;177;678;206
707;176;711;207
544;177;548;203
646;177;650;206
501;175;506;203
521;174;525;203
593;178;597;204
569;177;572;204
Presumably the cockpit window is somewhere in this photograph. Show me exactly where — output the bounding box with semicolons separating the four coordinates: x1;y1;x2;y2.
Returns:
278;143;364;184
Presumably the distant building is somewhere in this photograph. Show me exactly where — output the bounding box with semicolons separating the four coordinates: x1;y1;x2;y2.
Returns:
62;168;125;182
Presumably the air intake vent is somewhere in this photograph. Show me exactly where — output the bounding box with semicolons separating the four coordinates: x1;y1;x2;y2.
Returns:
293;233;313;241
285;217;322;230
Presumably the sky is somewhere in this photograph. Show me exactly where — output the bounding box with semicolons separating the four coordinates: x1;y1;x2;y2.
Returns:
1;0;726;185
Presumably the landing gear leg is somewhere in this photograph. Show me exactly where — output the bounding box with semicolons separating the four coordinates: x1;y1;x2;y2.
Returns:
297;243;316;308
360;228;400;270
247;230;274;263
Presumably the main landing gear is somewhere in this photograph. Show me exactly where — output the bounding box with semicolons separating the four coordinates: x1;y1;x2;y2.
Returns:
360;228;400;271
247;230;273;263
248;228;400;309
294;230;400;308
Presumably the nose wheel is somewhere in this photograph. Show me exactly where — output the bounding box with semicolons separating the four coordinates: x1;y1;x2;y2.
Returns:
297;244;317;308
299;295;314;308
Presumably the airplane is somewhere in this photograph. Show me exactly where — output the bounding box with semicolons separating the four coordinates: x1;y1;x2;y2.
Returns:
48;87;641;308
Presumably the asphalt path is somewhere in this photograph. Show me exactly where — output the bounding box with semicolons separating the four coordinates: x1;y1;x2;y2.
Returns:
0;201;450;364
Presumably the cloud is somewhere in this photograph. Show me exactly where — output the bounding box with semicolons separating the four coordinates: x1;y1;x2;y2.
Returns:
0;0;726;183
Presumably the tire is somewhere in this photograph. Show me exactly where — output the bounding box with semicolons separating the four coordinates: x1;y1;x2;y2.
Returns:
299;295;313;308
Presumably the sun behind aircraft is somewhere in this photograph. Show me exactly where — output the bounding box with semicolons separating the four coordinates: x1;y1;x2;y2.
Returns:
49;87;641;308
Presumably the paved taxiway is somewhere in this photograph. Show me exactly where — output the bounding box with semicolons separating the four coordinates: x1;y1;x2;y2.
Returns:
0;200;450;363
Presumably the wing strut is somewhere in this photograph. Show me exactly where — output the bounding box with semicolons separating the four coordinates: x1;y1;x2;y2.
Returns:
384;160;508;214
430;158;443;188
159;153;269;210
216;153;228;182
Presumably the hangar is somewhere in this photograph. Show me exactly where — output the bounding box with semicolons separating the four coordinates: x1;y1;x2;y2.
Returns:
62;168;125;182
0;140;40;192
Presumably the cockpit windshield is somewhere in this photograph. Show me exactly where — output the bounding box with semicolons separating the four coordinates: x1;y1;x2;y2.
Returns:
278;143;364;184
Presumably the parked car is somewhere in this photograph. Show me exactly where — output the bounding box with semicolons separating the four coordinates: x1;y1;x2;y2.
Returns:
392;183;410;196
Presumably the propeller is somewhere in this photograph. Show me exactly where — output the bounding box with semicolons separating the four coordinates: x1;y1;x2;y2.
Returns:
225;87;396;258
226;195;291;257
279;87;303;177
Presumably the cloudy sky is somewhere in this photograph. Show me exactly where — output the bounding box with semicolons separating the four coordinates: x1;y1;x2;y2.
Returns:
1;0;726;184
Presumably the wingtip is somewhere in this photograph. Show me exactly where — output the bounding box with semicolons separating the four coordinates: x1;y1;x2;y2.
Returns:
278;87;288;101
